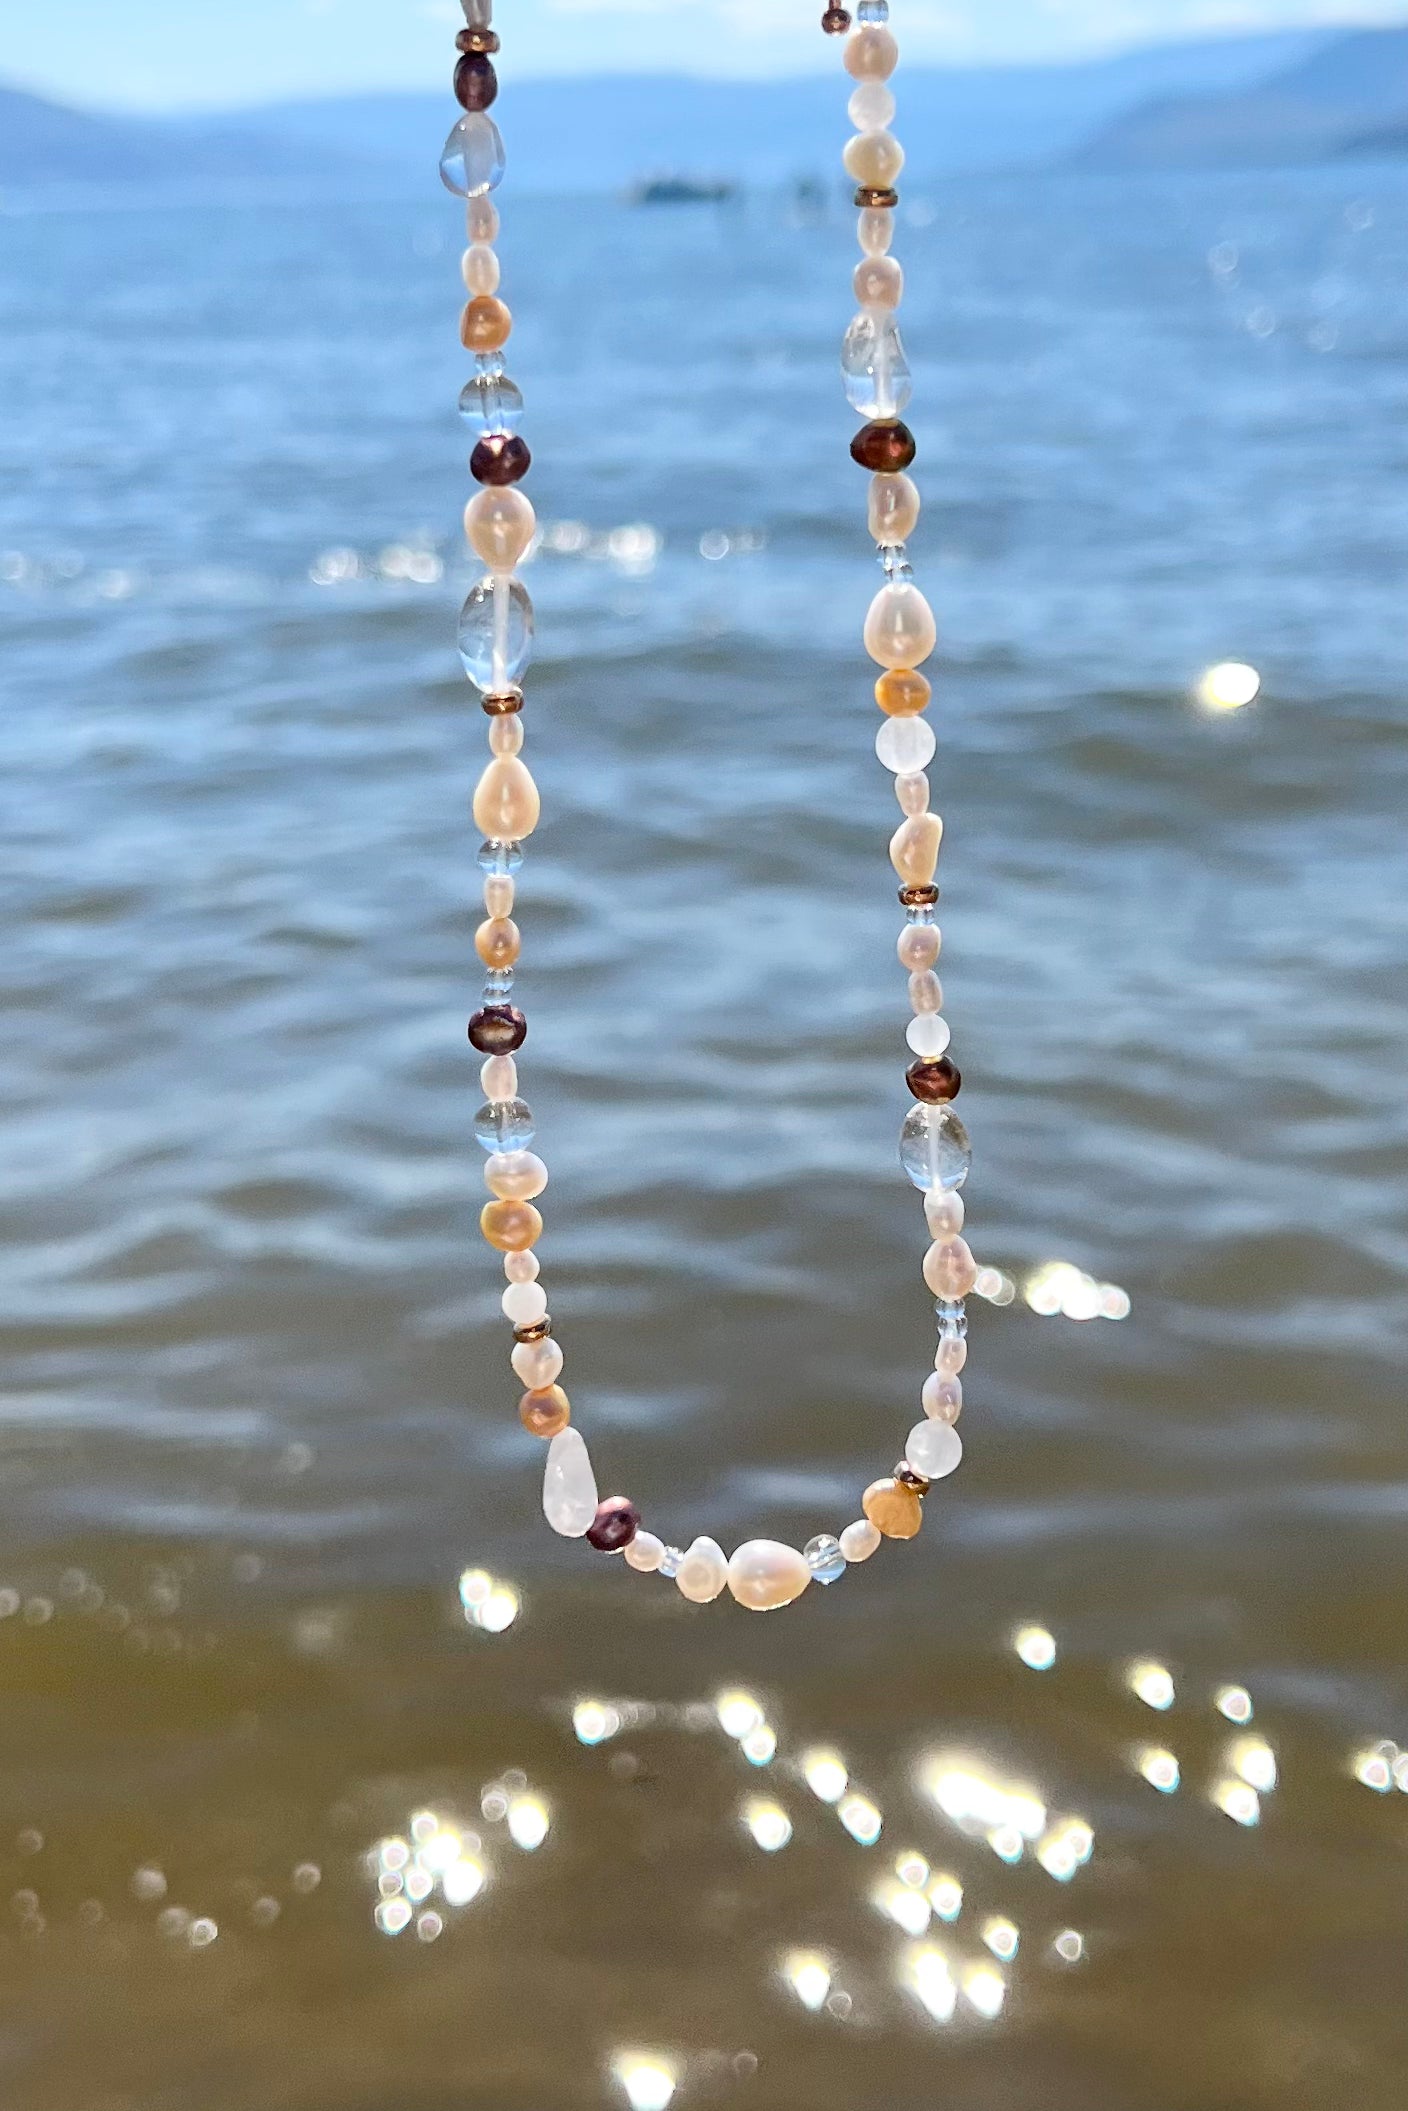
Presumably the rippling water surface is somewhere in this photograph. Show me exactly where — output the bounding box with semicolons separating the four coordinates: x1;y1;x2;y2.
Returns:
0;165;1406;2109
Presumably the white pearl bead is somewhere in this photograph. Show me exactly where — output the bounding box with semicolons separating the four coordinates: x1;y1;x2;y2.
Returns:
844;24;899;80
489;713;523;757
908;969;942;1014
542;1427;598;1538
483;874;515;917
501;1279;548;1326
512;1337;563;1390
675;1536;728;1604
868;470;920;544
875;715;936;774
624;1530;665;1573
906;1419;963;1482
925;1189;965;1238
461;243;501;294
907;1014;952;1058
864;581;938;671
858;206;895;256
726;1540;812;1612
504;1249;540;1283
922;1373;963;1424
895;771;930;816
466;196;499;244
481;1054;517;1100
839;1519;881;1563
848;81;896;131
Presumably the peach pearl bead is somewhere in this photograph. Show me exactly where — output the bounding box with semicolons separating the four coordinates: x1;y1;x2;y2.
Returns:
896;772;929;817
465;486;536;574
844;24;899;80
460;295;512;352
480;1198;543;1252
909;968;942;1013
481;1053;517;1100
519;1385;570;1439
854;255;903;309
863;1476;923;1540
475;916;521;971
923;1372;963;1424
484;1150;547;1201
483;874;515;918
923;1236;979;1300
875;668;931;716
898;923;940;971
466;197;499;243
890;814;943;886
843;130;905;190
858;206;895;256
865;581;937;670
473;755;540;841
936;1332;967;1376
489;714;523;757
869;472;920;546
925;1189;965;1239
512;1336;563;1389
840;1518;881;1562
461;244;501;295
504;1248;540;1283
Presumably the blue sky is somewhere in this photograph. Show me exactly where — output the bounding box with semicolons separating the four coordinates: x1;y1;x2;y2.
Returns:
3;0;1401;110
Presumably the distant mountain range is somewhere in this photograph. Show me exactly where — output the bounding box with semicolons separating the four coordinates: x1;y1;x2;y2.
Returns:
2;25;1408;199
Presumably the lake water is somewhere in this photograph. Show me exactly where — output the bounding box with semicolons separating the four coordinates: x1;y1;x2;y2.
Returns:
0;163;1406;2109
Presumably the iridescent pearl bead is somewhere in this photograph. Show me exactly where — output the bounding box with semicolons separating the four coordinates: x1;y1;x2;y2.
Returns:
519;1384;569;1438
875;667;930;716
466;196;499;243
461;244;501;294
503;1279;548;1326
908;970;943;1014
513;1335;564;1390
475;916;521;969
465;487;536;573
676;1537;728;1604
844;24;899;78
587;1497;640;1553
843;130;905;189
840;1518;882;1563
461;296;512;351
858;205;895;256
925;1189;965;1239
488;716;523;761
504;1248;540;1284
935;1332;967;1377
854;255;903;310
898;923;941;971
922;1372;963;1424
485;1150;547;1201
480;1053;517;1101
473;756;540;841
727;1540;812;1611
876;714;936;773
848;81;896;130
896;772;929;817
907;1014;952;1058
624;1530;665;1573
923;1236;979;1300
481;1198;542;1252
869;470;919;544
862;1476;923;1540
542;1427;597;1537
906;1419;963;1482
865;581;937;670
483;874;515;918
890;815;943;887
805;1534;848;1585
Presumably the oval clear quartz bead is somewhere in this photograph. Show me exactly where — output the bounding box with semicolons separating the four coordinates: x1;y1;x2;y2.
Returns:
440;112;506;198
458;575;534;692
841;307;912;419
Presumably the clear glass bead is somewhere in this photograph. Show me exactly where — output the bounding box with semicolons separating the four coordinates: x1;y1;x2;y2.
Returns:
935;1297;968;1340
879;543;914;584
900;1103;972;1193
905;904;937;926
805;1534;848;1586
841;309;912;420
474;1098;535;1153
477;839;524;876
659;1545;685;1580
440;112;506;199
482;968;514;1000
858;0;889;18
458;368;525;437
458;576;534;693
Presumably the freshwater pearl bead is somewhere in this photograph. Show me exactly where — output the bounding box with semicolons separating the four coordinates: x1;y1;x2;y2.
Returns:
461;243;501;294
869;472;920;547
465;487;536;572
875;667;930;716
923;1236;979;1300
840;1518;881;1563
844;24;899;79
543;1426;596;1537
862;1476;923;1540
513;1335;564;1389
475;915;521;969
466;195;499;242
854;257;903;313
468;1004;525;1055
906;1418;963;1481
852;420;916;472
908;1056;961;1103
896;772;929;817
481;1197;542;1252
471;433;531;487
473;755;540;841
461;295;512;352
865;580;937;669
520;1384;569;1437
676;1537;728;1604
502;1279;549;1326
485;1149;547;1201
488;714;524;758
936;1334;967;1376
504;1248;540;1283
848;81;896;130
876;714;936;772
898;923;940;971
727;1540;812;1611
924;1189;965;1238
858;205;895;256
843;129;905;189
624;1530;665;1573
909;968;942;1013
922;1372;963;1424
480;1052;517;1100
454;52;498;112
890;815;943;887
483;874;515;918
587;1497;640;1553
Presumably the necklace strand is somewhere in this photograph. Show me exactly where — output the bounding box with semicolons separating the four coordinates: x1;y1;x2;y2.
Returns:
441;0;977;1610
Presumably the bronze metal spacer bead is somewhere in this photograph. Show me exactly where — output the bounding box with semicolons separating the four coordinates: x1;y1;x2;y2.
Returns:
899;883;939;908
455;27;500;52
895;1462;931;1495
514;1319;553;1345
854;186;899;209
482;690;524;716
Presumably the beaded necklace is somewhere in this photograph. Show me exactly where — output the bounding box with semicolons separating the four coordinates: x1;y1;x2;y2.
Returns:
442;0;977;1611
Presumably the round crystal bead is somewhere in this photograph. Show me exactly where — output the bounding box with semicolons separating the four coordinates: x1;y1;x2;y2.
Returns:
658;1545;685;1580
935;1297;968;1340
805;1534;848;1586
459;367;525;437
900;1104;972;1192
474;1098;535;1153
477;839;524;876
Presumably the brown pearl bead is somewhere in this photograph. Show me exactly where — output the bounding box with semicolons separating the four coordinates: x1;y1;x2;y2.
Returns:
587;1497;641;1553
907;1056;962;1103
899;883;940;908
471;433;532;487
851;420;916;472
821;6;852;29
454;52;498;109
456;26;500;52
519;1385;570;1439
468;1004;527;1055
475;917;521;970
460;296;512;353
481;690;523;716
853;186;899;209
480;1198;542;1253
862;1476;924;1541
876;668;931;717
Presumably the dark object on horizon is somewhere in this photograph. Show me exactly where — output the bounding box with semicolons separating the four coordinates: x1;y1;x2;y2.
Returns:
628;174;736;205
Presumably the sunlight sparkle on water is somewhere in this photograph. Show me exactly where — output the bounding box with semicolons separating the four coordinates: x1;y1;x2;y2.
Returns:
460;1569;519;1633
507;1795;550;1851
928;1872;964;1922
1024;1261;1130;1321
742;1725;778;1767
613;2056;677;2111
962;1964;1007;2020
1198;661;1261;712
1127;1661;1176;1711
744;1799;792;1852
783;1950;832;2012
1213;1778;1261;1827
802;1749;849;1804
715;1690;764;1741
1136;1746;1181;1794
1229;1736;1278;1794
838;1792;883;1846
873;1877;931;1938
1352;1743;1397;1793
903;1943;958;2023
574;1699;621;1746
1216;1685;1255;1725
1014;1625;1058;1671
